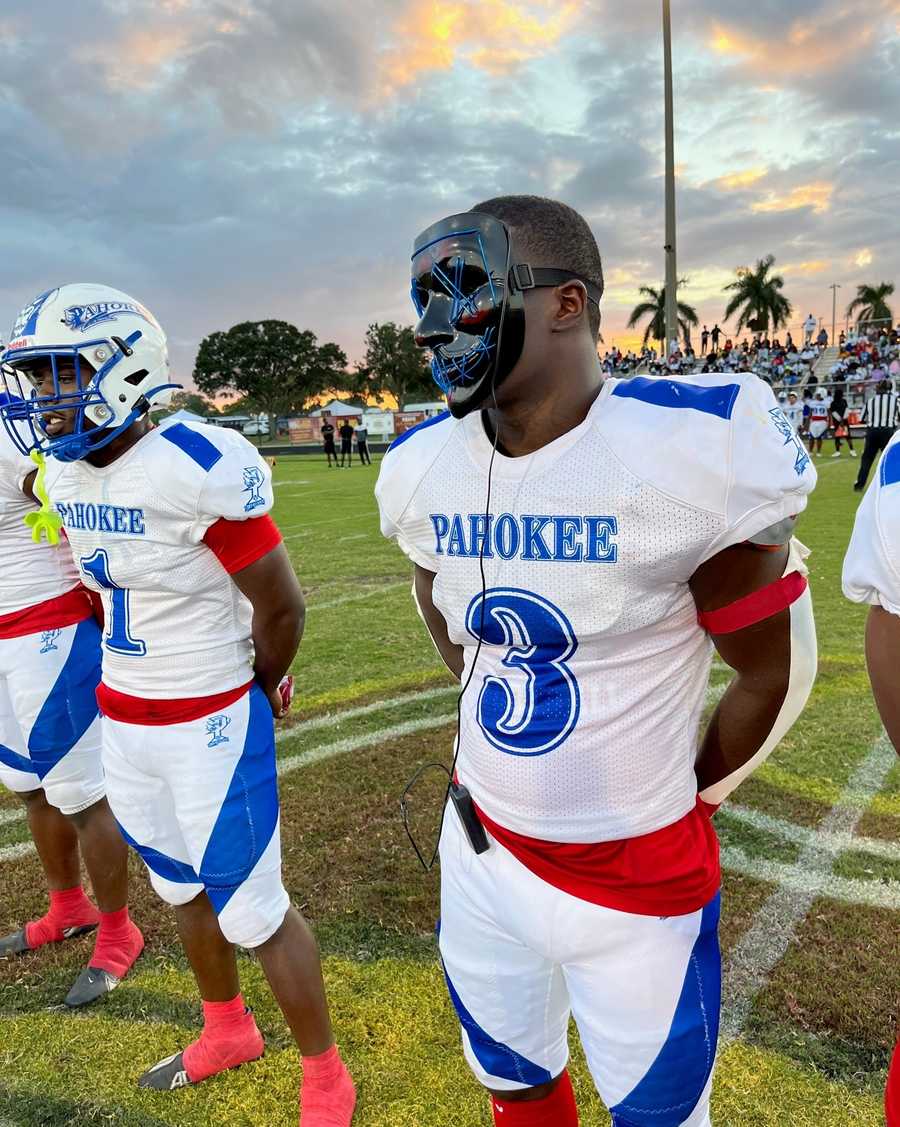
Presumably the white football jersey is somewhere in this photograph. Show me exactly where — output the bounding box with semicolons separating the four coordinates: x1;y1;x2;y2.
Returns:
782;402;804;431
843;432;900;614
44;422;274;698
0;423;81;617
376;375;816;843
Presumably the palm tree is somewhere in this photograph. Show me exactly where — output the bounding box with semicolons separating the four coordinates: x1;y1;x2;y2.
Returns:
627;282;699;347
722;254;792;335
846;282;894;329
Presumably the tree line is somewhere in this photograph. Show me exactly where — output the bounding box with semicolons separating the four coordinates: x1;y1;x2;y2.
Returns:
186;321;436;421
626;257;895;348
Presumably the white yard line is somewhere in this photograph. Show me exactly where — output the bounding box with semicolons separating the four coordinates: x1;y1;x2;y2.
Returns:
337;533;370;543
719;846;900;912
275;684;458;743
305;580;410;611
719;732;898;1042
273;480;311;487
0;841;36;865
281;510;377;536
0;711;460;867
276;712;456;777
725;802;900;862
0;685;459;842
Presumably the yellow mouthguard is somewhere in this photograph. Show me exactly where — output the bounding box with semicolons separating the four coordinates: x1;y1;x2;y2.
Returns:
23;450;63;545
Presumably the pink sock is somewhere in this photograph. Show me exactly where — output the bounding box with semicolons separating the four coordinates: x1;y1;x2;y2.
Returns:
300;1044;356;1126
183;995;265;1083
90;907;143;978
25;886;99;949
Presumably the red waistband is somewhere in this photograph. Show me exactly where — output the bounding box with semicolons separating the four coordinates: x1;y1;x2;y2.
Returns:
0;587;94;640
97;679;254;725
472;796;721;917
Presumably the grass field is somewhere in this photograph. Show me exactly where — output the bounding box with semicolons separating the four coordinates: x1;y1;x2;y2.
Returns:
0;448;898;1126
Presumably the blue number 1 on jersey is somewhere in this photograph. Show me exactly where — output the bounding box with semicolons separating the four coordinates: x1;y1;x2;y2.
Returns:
465;587;580;756
81;549;147;656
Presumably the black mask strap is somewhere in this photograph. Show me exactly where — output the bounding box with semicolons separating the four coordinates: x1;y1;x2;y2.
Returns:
510;264;603;307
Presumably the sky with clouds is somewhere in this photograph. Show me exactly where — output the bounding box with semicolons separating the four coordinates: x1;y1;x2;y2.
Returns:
0;0;897;383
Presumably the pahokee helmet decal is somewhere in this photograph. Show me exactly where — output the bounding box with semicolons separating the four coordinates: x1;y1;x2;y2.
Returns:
0;283;180;462
411;211;601;419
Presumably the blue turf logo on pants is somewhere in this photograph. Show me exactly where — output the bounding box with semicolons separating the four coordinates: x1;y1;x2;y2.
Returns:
39;629;61;654
206;714;232;748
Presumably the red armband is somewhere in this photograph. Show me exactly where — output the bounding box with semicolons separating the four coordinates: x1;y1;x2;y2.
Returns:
697;571;807;635
203;515;282;574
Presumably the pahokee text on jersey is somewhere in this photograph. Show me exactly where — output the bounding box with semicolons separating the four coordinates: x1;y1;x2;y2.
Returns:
43;422;276;704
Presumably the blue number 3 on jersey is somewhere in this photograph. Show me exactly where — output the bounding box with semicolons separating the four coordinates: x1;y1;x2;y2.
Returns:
465;588;580;756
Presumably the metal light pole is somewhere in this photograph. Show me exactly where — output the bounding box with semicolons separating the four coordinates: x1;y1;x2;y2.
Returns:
830;283;841;345
663;0;678;355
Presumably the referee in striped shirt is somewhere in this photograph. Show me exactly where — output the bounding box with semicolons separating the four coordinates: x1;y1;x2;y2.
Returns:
854;378;900;491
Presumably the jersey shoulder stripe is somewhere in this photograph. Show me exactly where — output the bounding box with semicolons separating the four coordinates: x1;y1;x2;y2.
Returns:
881;442;900;488
387;410;452;453
160;423;223;472
611;377;740;420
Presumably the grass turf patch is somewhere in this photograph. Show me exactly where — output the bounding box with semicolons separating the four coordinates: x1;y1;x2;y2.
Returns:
750;896;899;1054
1;450;898;1126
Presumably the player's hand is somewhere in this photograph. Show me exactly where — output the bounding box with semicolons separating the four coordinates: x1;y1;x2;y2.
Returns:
268;675;294;719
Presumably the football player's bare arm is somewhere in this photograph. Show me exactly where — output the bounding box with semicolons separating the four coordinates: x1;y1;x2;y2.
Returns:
414;565;464;679
21;469;36;501
690;542;817;805
865;607;900;756
232;543;305;718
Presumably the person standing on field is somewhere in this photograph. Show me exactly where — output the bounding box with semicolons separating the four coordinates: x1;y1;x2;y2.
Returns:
0;284;355;1125
842;438;900;1127
829;387;856;459
355;423;371;465
339;421;354;467
854;379;900;491
321;420;338;468
377;194;817;1127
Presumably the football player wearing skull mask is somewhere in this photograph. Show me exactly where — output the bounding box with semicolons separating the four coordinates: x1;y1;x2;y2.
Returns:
0;284;355;1124
376;196;818;1127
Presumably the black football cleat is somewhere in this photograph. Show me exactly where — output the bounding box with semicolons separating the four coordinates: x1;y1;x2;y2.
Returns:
0;922;96;958
64;965;122;1007
139;1051;192;1091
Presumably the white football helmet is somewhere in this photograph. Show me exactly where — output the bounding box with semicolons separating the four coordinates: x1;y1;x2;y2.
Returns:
0;283;179;461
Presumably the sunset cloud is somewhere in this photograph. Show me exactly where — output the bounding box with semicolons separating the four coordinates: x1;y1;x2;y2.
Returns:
781;260;831;278
715;167;768;191
752;182;834;215
0;0;894;381
378;0;578;94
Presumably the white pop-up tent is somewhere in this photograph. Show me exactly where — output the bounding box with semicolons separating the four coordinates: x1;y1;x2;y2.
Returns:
161;408;206;424
308;399;361;417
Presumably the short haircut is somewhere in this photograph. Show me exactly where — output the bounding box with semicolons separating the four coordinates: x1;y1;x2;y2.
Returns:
471;194;604;340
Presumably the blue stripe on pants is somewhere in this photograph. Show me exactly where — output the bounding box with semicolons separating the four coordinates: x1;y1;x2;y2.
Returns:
610;893;721;1127
200;684;280;913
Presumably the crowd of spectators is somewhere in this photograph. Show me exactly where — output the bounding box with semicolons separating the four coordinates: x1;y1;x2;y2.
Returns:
604;323;899;412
